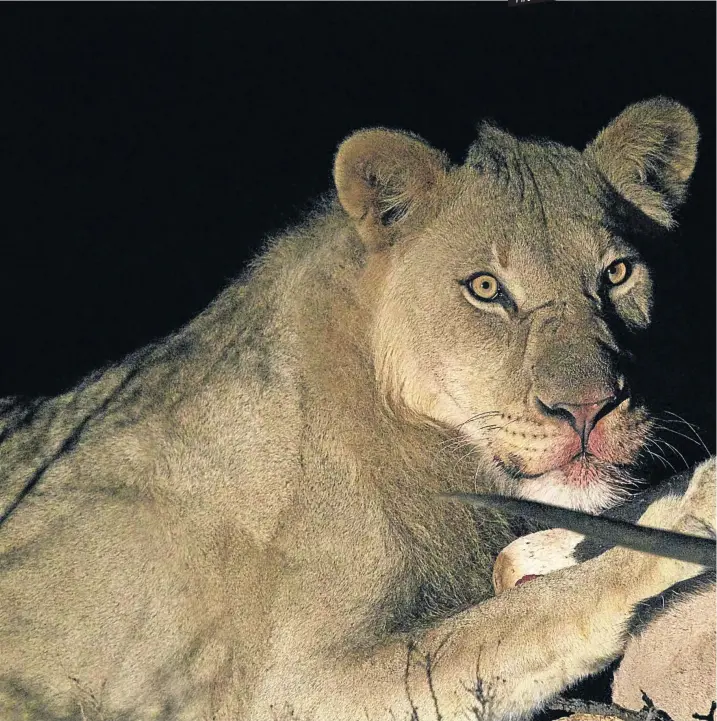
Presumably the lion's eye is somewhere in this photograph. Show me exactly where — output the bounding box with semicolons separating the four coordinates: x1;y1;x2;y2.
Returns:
604;259;631;287
466;273;501;301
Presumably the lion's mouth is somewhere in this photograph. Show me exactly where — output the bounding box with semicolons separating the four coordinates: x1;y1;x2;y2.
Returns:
495;453;625;485
494;452;638;512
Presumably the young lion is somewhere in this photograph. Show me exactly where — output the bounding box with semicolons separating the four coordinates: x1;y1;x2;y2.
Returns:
0;98;713;721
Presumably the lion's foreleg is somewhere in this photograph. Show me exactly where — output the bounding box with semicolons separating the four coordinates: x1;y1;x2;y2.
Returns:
254;512;711;719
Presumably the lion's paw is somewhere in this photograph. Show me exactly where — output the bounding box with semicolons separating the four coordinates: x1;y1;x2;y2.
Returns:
677;457;716;538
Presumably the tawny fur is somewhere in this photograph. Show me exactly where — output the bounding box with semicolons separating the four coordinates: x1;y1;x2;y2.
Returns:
0;98;712;721
613;584;716;721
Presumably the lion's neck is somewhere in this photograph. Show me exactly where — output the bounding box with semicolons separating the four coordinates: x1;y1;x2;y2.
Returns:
136;207;514;629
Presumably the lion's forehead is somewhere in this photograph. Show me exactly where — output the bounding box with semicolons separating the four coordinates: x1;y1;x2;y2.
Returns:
436;196;619;293
429;139;633;293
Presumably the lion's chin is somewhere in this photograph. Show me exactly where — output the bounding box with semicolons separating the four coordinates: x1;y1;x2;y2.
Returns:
515;461;634;513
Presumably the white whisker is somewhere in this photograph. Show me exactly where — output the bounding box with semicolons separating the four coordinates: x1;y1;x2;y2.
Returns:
661;410;711;456
651;437;689;470
643;436;677;472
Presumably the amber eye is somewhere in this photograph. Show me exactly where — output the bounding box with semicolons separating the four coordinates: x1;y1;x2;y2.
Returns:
604;259;631;286
467;273;501;301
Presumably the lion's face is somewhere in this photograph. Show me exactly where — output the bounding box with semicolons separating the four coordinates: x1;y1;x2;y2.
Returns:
373;164;654;511
334;99;698;511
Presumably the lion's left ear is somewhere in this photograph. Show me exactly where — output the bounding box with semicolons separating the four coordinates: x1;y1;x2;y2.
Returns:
333;129;449;250
584;97;699;229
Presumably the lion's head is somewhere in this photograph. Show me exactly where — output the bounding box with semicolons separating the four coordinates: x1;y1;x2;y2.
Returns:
334;98;699;512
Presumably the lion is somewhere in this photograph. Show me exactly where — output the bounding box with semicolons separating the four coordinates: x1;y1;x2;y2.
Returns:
0;97;714;721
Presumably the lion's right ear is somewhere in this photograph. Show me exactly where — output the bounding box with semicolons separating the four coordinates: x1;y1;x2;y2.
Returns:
333;129;449;250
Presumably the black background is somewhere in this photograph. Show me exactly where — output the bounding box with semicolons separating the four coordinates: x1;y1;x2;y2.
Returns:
0;3;714;462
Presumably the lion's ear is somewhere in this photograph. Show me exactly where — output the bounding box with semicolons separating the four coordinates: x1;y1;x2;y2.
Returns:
333;129;449;250
585;98;699;229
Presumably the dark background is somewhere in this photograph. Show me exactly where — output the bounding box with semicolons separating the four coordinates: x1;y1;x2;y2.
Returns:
0;3;714;463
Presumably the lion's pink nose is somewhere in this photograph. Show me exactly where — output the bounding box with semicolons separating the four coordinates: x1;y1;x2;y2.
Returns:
553;399;612;438
536;394;623;445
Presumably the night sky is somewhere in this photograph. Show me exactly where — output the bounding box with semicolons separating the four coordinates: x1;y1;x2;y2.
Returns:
0;3;714;461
